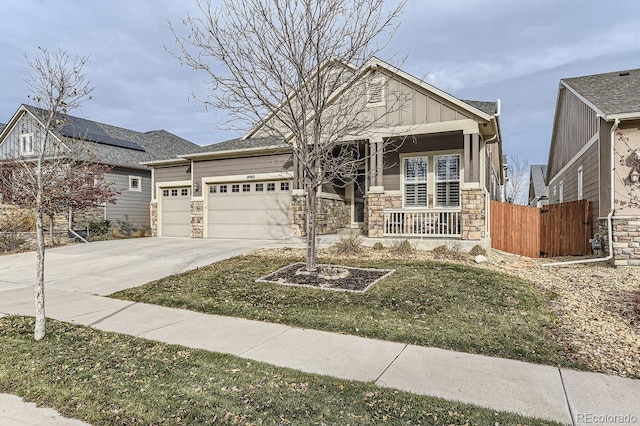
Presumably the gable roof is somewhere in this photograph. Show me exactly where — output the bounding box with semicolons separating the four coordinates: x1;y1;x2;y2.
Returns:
244;56;498;140
529;164;548;200
1;105;202;170
0;123;5;133
562;69;640;118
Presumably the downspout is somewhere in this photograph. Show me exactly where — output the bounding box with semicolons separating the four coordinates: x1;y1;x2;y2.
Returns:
544;118;619;267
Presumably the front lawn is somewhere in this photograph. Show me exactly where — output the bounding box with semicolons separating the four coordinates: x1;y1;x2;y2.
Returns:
0;316;560;425
111;254;582;369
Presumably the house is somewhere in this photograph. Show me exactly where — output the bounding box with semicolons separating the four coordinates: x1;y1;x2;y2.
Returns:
145;58;504;246
0;104;201;232
528;164;548;207
545;68;640;265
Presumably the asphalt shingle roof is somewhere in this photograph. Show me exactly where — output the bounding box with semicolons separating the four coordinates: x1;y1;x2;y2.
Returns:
0;123;5;133
461;100;498;116
562;69;640;116
198;136;288;154
530;164;548;199
23;105;202;170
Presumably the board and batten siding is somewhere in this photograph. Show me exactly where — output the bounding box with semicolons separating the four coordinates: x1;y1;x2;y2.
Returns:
192;153;293;197
549;142;599;236
0;111;51;159
548;87;598;178
106;168;152;227
153;164;191;198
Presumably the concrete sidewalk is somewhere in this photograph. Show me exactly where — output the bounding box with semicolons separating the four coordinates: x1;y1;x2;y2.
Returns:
1;288;639;425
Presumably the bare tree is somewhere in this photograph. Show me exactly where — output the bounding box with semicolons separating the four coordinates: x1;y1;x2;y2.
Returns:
171;0;407;270
505;155;530;205
0;47;116;340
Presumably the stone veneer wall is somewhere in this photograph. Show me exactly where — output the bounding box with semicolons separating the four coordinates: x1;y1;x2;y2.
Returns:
461;188;485;240
600;217;640;266
150;202;158;237
190;200;204;238
290;193;349;236
366;191;385;237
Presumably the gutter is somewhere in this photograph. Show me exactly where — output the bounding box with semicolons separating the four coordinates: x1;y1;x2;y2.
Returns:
544;118;619;267
484;99;501;144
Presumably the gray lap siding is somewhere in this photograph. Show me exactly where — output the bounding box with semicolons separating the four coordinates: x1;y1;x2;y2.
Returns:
106;168;152;227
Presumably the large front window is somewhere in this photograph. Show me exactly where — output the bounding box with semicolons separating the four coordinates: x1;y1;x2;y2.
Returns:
403;156;428;207
434;154;460;207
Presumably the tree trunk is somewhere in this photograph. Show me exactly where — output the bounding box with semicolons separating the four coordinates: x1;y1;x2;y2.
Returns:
305;184;318;272
34;208;46;341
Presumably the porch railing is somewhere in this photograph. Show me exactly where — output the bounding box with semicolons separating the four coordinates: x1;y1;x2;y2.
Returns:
383;209;461;238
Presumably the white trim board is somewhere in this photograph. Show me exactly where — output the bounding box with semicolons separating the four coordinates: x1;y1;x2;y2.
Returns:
549;132;598;187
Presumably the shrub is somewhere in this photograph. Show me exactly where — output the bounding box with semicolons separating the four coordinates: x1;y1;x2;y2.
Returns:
469;244;487;257
132;227;151;238
333;235;364;256
389;239;415;256
0;207;35;232
372;241;385;251
88;220;111;236
432;244;449;256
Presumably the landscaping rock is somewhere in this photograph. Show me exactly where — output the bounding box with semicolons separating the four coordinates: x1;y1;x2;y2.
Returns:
474;255;488;264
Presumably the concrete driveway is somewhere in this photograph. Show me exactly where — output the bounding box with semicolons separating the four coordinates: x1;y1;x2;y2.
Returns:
0;237;269;295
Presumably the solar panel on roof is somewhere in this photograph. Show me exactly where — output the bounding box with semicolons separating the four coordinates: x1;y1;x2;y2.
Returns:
59;117;146;152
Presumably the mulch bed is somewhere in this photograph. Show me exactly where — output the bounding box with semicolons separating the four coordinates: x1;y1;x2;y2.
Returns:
256;262;394;292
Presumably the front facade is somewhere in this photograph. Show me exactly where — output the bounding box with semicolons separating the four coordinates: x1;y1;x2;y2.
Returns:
148;59;505;245
546;69;640;265
0;105;200;232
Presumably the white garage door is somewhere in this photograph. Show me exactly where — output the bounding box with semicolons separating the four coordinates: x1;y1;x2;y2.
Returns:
160;187;191;237
207;181;291;240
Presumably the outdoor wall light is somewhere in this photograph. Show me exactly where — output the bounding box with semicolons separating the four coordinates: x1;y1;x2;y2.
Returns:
194;181;200;191
629;168;640;184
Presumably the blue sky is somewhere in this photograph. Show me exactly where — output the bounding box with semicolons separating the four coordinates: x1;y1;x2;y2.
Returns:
2;0;640;165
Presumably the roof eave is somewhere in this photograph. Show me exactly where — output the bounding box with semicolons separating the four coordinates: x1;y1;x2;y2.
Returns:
140;158;190;167
179;145;291;160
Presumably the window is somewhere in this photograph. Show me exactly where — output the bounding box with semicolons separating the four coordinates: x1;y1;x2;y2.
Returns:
577;166;583;200
162;189;169;197
171;189;178;196
242;184;251;192
281;182;289;191
434;155;460;207
209;185;217;194
128;176;142;192
20;133;34;155
367;77;385;107
220;185;227;193
559;180;564;203
403;156;428;207
181;188;189;196
232;184;240;193
267;183;276;191
255;183;264;192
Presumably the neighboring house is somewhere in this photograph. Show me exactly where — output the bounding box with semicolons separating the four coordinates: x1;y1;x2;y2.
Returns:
545;68;640;265
0;104;201;231
528;164;548;207
145;58;504;246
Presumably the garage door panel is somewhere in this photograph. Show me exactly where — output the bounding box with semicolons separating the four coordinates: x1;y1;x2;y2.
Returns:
207;181;291;240
161;188;191;237
208;223;291;240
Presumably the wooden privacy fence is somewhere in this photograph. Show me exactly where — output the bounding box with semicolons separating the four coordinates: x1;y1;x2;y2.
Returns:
490;200;591;258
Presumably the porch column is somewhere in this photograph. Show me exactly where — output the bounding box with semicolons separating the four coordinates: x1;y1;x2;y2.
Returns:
369;140;377;190
376;140;383;187
369;138;383;188
464;133;481;183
